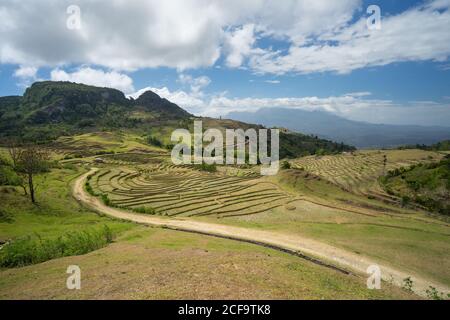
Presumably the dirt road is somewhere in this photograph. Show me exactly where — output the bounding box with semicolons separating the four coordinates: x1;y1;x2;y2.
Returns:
73;168;449;298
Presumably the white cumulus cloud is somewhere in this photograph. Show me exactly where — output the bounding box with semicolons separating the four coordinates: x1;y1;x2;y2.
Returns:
225;24;257;68
50;67;135;93
249;1;450;74
2;0;448;75
0;0;360;71
13;66;38;79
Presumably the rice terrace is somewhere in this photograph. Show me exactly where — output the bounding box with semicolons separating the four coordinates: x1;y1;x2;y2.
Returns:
0;83;450;298
1;82;450;302
69;144;450;299
1;0;450;308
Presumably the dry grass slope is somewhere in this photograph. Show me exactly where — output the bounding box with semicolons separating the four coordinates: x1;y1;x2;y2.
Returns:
290;150;443;204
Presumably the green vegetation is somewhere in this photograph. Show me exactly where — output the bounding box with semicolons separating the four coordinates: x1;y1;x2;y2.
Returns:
398;140;450;152
195;163;217;173
281;161;291;169
8;144;51;203
1;81;449;299
0;165;135;268
0;81;190;143
147;135;164;148
0;225;114;268
381;156;450;215
279;132;355;159
0;159;21;186
132;206;157;215
0;81;355;160
0;209;14;224
0;227;416;300
425;286;450;300
0;152;420;300
403;277;414;292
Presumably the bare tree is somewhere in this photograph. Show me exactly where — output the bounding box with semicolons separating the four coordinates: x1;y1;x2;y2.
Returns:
7;143;20;167
7;141;27;195
13;145;50;203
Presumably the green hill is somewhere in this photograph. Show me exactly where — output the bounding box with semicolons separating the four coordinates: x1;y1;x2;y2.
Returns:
381;155;450;215
0;81;355;158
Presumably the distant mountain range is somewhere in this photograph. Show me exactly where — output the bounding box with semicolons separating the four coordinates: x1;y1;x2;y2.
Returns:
227;108;450;149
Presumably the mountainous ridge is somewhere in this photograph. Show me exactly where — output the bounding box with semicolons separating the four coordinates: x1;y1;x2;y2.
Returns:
0;81;355;158
0;81;192;139
228;108;450;149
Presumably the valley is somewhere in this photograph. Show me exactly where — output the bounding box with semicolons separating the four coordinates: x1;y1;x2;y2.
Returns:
1;82;449;301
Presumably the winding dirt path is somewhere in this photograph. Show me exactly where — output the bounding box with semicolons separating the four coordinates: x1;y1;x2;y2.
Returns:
73;168;449;298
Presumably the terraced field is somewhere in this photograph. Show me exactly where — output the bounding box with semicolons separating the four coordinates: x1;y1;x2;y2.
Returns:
98;152;168;165
88;164;296;218
50;132;161;158
290;149;443;203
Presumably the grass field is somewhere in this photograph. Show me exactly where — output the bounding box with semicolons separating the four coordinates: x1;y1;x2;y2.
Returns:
0;167;134;243
0;227;415;300
1;142;449;299
211;201;450;287
0;163;417;300
77;149;450;290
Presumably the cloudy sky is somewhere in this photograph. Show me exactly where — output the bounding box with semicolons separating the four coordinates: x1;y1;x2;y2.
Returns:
1;0;450;126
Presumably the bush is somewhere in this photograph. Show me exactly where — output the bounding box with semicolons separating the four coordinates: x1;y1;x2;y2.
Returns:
0;165;21;186
147;136;163;148
425;286;446;300
0;226;115;268
402;277;414;292
85;182;96;196
95;150;115;156
100;194;111;206
133;206;157;215
0;156;11;166
281;161;291;170
401;196;411;207
195;163;217;173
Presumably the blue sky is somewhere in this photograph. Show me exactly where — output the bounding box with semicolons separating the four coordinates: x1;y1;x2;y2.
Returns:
1;0;450;126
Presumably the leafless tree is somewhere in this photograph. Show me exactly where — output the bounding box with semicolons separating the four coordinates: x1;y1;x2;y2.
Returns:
11;145;50;203
7;141;27;195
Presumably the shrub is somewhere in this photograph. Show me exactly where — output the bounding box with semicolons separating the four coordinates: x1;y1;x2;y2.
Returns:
281;161;291;170
425;286;446;300
195;163;217;173
0;156;11;166
401;196;411;207
147;136;163;148
402;277;414;292
95;150;115;156
100;194;111;206
133;206;157;215
0;165;21;186
85;182;96;196
0;226;115;268
103;225;113;244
